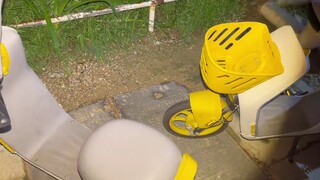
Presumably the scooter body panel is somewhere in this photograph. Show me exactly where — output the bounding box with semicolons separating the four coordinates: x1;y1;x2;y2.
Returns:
0;26;91;179
238;26;309;139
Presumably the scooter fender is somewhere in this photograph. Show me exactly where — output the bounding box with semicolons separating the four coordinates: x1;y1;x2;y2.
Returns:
190;90;222;128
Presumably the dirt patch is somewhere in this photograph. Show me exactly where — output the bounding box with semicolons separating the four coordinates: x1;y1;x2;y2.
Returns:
41;34;205;111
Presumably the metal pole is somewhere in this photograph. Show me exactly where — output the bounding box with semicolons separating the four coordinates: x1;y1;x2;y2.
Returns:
9;0;177;29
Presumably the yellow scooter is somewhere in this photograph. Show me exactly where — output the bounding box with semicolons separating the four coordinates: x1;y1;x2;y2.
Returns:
163;21;320;140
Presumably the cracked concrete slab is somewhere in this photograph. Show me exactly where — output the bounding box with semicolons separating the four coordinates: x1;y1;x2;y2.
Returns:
69;100;116;130
66;82;269;179
113;82;190;130
113;82;269;179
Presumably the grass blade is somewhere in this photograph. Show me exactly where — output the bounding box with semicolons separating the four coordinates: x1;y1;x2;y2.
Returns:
40;0;62;57
56;0;72;16
22;0;42;18
66;0;117;15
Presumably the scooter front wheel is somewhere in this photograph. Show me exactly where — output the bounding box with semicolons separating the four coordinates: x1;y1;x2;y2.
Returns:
163;100;228;138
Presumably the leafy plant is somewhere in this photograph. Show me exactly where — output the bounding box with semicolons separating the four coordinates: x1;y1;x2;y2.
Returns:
22;0;115;57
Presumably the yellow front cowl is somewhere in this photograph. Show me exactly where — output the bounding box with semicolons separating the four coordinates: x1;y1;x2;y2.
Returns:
190;90;222;128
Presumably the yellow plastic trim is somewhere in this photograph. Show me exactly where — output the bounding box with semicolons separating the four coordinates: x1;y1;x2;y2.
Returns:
1;43;10;76
250;123;256;136
190;90;222;128
0;138;15;154
175;153;197;180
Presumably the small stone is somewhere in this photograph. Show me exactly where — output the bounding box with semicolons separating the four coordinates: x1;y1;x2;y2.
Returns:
153;92;164;99
49;72;64;78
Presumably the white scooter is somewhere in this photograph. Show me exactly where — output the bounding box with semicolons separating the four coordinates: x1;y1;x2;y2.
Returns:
0;1;197;179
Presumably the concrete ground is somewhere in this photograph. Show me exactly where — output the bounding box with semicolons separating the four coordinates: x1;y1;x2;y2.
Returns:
2;82;319;180
0;146;26;180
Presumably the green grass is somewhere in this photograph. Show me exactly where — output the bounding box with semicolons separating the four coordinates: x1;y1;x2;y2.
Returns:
157;0;247;40
3;0;247;72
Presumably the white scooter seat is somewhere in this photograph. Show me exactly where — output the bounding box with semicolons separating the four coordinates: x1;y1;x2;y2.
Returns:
78;119;182;180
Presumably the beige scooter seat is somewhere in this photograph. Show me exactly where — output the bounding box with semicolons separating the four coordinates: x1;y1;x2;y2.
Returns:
0;26;186;179
78;119;182;180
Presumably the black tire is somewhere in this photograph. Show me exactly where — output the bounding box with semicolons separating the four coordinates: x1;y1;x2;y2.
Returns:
163;100;228;138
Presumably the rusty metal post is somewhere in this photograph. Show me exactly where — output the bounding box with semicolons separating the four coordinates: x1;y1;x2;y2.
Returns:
149;1;157;32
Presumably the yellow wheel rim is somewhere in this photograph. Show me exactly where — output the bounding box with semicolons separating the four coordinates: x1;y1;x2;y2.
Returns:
169;108;224;137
